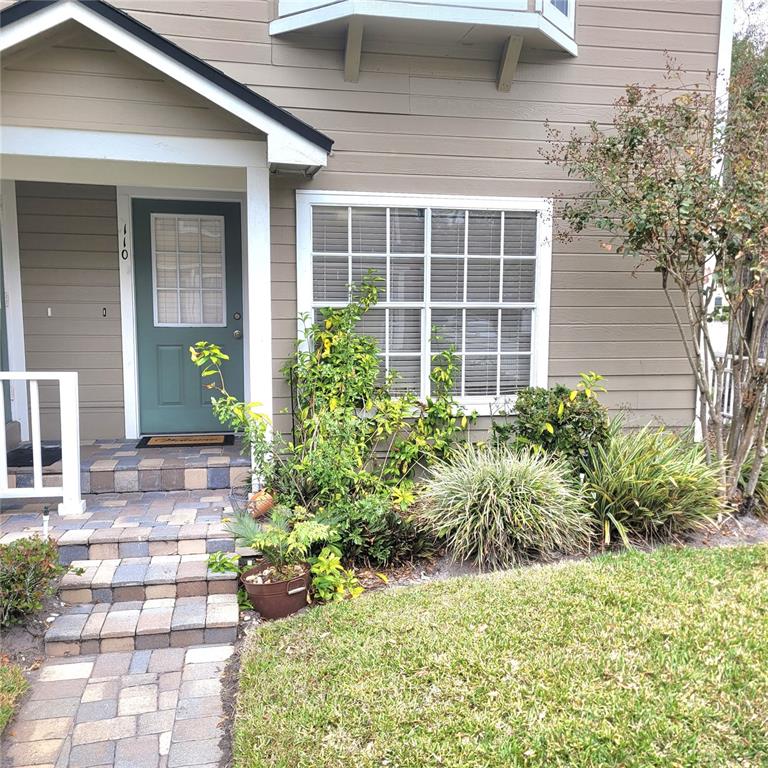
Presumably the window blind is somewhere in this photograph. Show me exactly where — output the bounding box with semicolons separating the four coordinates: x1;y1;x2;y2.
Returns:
310;204;539;400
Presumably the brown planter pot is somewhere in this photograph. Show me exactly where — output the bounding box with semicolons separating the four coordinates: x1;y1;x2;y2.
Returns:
240;562;310;620
249;491;275;519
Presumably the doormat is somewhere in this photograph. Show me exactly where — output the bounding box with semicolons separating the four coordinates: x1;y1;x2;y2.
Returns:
6;445;62;468
136;434;234;449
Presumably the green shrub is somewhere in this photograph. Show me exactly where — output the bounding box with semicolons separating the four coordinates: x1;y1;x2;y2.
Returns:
310;545;364;602
0;536;65;627
321;495;437;567
418;444;591;569
582;424;723;546
192;281;470;566
493;372;610;467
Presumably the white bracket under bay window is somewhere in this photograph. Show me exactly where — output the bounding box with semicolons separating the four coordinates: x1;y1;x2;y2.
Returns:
296;192;552;414
272;2;577;88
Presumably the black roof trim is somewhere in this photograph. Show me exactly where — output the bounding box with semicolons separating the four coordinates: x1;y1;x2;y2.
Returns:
0;0;334;154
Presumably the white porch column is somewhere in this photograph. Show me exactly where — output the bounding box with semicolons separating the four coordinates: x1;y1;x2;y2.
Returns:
244;164;273;426
0;179;29;440
58;371;86;516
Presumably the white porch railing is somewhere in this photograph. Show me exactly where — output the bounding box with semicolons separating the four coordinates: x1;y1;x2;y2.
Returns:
0;372;86;516
711;358;735;420
709;356;768;422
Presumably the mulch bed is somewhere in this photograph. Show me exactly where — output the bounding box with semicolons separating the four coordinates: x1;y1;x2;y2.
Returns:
1;593;63;670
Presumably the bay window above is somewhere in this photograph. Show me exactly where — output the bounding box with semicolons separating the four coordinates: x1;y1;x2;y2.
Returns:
296;192;552;412
270;1;577;89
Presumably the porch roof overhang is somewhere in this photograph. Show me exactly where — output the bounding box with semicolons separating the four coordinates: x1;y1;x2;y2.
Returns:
0;0;333;173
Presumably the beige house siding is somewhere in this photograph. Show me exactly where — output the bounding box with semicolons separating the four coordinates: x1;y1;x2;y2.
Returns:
16;181;124;440
0;22;261;140
1;0;725;433
231;0;716;429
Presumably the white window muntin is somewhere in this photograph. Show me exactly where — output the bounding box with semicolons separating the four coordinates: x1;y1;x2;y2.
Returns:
297;192;552;414
150;213;227;328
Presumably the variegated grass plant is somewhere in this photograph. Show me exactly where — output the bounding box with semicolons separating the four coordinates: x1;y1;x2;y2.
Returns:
418;443;591;570
582;425;724;546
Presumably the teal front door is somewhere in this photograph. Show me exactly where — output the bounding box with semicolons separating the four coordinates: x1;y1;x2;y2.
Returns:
133;199;244;434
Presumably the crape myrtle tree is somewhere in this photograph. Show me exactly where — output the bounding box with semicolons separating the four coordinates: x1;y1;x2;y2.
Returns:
542;31;768;505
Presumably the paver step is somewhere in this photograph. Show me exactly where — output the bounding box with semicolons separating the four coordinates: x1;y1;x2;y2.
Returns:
59;554;238;604
9;463;250;494
54;523;235;565
6;437;250;494
45;595;240;656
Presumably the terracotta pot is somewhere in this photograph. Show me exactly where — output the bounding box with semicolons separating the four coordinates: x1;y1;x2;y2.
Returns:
240;562;310;620
249;490;275;519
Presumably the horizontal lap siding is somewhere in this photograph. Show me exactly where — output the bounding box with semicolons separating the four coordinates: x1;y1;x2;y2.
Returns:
271;178;300;435
0;23;260;139
3;0;721;430
16;181;124;440
248;0;715;429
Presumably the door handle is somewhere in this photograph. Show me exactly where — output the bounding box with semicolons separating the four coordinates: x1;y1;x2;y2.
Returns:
233;329;242;340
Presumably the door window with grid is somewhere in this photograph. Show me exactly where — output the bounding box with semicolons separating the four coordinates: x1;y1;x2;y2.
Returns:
302;196;550;406
151;214;226;327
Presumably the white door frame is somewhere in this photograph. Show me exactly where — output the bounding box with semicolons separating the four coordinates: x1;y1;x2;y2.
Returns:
2;129;274;446
116;187;248;439
0;180;30;440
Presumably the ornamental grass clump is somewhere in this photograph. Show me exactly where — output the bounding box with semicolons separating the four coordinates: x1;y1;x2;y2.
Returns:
583;425;724;547
418;444;591;570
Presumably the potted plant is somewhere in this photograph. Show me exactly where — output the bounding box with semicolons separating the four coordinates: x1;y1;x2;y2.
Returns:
227;510;330;619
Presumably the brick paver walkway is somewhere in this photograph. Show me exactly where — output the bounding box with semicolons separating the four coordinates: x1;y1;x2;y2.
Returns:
2;645;232;768
1;491;241;768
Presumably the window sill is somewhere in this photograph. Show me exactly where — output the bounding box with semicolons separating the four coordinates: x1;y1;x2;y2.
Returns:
456;396;517;418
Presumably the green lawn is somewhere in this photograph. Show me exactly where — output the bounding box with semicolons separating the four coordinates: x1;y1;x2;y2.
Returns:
236;546;768;768
0;662;27;733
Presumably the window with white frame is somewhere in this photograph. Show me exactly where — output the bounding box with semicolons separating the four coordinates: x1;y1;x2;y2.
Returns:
298;193;551;408
151;213;226;327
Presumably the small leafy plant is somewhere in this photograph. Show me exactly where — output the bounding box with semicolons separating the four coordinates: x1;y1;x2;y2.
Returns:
493;372;610;468
236;589;252;612
206;550;266;611
320;494;436;567
310;546;364;602
0;536;66;627
207;551;241;575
